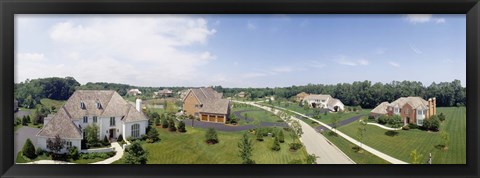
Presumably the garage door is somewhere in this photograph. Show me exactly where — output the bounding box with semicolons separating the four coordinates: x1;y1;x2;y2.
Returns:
201;115;208;121
217;117;225;123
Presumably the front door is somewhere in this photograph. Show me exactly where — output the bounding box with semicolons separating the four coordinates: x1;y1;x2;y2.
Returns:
109;129;115;139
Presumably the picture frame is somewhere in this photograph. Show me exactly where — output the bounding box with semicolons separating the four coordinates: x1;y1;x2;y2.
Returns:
1;0;479;177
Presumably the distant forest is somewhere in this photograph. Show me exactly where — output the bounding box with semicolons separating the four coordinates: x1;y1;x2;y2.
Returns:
15;77;465;109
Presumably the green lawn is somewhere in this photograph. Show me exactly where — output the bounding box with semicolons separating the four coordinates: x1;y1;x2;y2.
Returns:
40;98;66;111
116;126;309;164
322;132;390;164
232;105;284;126
338;107;466;164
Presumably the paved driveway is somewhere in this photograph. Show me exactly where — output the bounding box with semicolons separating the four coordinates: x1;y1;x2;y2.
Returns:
315;114;365;132
14;127;40;161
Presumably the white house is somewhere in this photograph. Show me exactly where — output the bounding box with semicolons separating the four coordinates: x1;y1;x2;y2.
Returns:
127;89;142;96
302;94;344;112
36;90;148;153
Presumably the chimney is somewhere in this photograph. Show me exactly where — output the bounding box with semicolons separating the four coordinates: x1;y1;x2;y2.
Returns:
433;97;436;115
136;98;142;112
427;98;432;119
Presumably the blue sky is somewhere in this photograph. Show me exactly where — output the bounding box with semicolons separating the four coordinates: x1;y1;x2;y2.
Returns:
15;14;466;88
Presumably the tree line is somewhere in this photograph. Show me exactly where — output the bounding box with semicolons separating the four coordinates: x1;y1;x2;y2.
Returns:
216;80;466;108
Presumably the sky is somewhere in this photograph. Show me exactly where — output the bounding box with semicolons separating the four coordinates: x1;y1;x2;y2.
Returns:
15;14;466;88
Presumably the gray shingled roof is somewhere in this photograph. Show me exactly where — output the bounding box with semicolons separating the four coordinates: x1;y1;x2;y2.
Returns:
371;102;390;114
389;97;429;109
187;88;230;115
303;94;332;101
37;90;147;139
36;107;82;139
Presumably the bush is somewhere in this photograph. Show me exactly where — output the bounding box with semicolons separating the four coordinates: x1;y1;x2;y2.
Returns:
422;118;432;130
402;125;410;130
278;130;285;143
68;146;79;160
155;117;160;126
377;115;388;125
429;116;441;131
289;143;303;151
168;119;177;132
117;134;124;142
256;132;264;141
127;136;135;142
438;113;446;122
408;123;419;129
271;137;281;151
146;128;160;143
205;128;219;144
368;115;375;121
125;141;148;164
22;138;36;159
178;121;186;132
389;115;403;128
103;135;110;145
161;118;169;128
36;147;44;156
140;134;148;141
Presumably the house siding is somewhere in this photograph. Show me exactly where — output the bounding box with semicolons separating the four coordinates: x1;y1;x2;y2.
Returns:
183;91;200;117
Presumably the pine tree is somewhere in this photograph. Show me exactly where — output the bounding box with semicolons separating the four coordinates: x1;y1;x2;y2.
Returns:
178;121;186;132
278;130;285;143
271;136;281;151
22;138;36;159
238;132;255;164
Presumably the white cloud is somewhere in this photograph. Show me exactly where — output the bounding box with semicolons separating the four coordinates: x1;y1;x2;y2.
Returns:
335;55;369;66
409;43;423;54
388;61;400;68
405;14;446;24
247;22;257;31
16;15;218;86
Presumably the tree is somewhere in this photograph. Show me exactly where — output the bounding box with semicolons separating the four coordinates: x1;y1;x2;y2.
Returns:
22;115;28;126
124;141;148;164
256;131;264;141
278;130;285;143
377;115;389;125
238;132;255;164
356;119;367;149
178;121;187;132
84;124;100;148
205;128;219;144
430;116;441;131
146;127;160;143
410;149;423;164
438;113;446;122
155;116;160;126
389;115;403;128
440;130;449;150
168;119;177;132
161;117;169;128
305;154;319;164
22;138;36;159
68;146;79;160
271;136;281;151
103;135;110;145
290;120;303;142
47;135;66;155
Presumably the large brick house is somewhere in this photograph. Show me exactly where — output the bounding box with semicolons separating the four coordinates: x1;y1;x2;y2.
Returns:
182;87;230;123
370;97;437;126
36;90;148;153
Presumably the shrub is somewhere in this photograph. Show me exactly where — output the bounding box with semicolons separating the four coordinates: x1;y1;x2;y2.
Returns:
155;117;160;126
271;137;281;151
256;132;264;141
289;143;303;151
140;134;148;141
103;135;110;145
278;130;285;143
368;115;375;121
124;141;148;164
422;118;432;130
117;134;124;142
408;123;419;129
429;116;441;131
36;147;44;156
377;115;389;125
126;136;134;142
402;125;410;130
389;115;403;128
146;128;160;143
168;119;177;132
68;146;79;160
205;128;219;144
438;113;446;122
22;138;36;159
178;121;186;132
161;118;169;128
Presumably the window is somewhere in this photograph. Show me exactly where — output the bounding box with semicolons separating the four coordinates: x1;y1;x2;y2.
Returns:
417;118;424;126
405;109;409;115
80;102;85;109
394;107;400;113
93;116;97;123
417;110;423;115
131;124;140;138
110;117;115;126
66;141;72;148
96;102;102;109
83;116;88;123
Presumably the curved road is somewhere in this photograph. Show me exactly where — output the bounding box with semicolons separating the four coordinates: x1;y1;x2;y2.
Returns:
234;101;355;164
315;114;364;132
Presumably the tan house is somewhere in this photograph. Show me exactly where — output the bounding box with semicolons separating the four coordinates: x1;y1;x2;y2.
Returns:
370;97;437;126
158;89;173;97
295;92;309;102
182;87;230;123
302;94;345;112
236;91;246;98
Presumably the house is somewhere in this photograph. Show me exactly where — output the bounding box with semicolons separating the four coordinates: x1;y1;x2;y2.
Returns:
14;99;18;112
295;92;309;102
127;89;142;96
370;97;436;126
302;94;344;112
236;91;246;98
178;89;190;100
36;90;148;153
158;89;173;97
182;87;230;123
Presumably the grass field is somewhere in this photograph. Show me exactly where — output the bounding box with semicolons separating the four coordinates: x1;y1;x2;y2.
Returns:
338;107;466;164
232;105;284;125
39;98;66;111
115;126;309;164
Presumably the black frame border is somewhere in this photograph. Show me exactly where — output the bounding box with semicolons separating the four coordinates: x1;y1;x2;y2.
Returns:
1;0;479;177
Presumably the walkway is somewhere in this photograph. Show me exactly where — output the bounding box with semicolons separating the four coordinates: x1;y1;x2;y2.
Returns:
19;142;125;164
267;103;408;164
235;101;355;164
365;122;402;131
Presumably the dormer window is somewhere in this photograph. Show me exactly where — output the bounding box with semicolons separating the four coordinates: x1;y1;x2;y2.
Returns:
80;102;86;109
96;102;102;109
